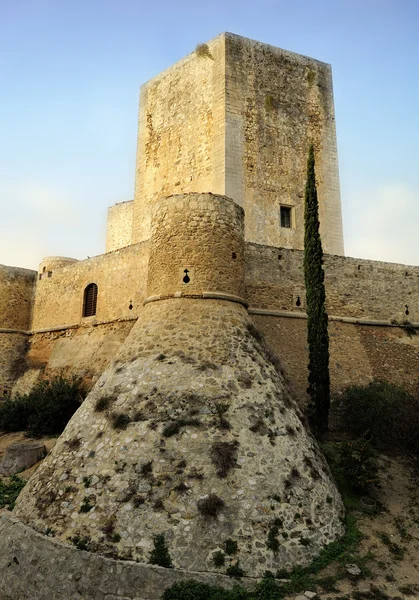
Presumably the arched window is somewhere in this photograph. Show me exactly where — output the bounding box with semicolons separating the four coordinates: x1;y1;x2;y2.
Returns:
83;283;98;317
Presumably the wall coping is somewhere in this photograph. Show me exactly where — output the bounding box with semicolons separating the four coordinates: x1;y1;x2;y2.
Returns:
248;308;419;328
0;512;259;600
0;329;30;335
144;291;248;308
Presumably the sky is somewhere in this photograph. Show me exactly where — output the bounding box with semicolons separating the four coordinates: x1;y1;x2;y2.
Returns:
1;0;418;270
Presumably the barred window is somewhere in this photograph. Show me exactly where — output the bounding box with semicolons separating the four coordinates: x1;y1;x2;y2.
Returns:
280;206;292;228
83;283;98;317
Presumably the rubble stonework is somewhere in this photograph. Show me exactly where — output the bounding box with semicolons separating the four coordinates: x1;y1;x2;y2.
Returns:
13;194;344;587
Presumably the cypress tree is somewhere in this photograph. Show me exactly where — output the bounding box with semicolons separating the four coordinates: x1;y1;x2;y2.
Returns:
303;144;330;434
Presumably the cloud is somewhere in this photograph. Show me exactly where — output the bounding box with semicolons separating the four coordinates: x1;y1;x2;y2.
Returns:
344;183;419;266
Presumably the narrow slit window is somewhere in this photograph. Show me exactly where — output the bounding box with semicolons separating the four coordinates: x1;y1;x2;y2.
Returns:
83;283;98;317
280;206;292;228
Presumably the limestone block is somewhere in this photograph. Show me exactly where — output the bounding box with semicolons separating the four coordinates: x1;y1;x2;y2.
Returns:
0;441;46;475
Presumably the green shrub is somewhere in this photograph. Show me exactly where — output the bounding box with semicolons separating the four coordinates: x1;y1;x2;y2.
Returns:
225;539;238;555
339;439;379;491
0;475;26;510
0;376;84;436
212;550;225;567
337;381;419;457
149;533;173;568
226;562;245;578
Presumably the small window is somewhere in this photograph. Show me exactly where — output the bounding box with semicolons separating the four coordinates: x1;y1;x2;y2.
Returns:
280;206;292;228
83;283;98;317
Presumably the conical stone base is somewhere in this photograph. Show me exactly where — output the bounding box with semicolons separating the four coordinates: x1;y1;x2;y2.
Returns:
14;298;344;576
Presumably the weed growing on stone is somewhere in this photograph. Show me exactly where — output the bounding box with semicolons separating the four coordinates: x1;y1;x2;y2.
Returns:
70;535;91;551
210;441;238;478
267;521;281;552
212;551;225;567
79;497;94;513
149;533;173;568
110;412;131;430
67;437;81;450
224;539;238;555
162;418;200;437
226;562;245;578
94;396;114;412
0;475;26;510
83;476;92;488
213;403;231;430
197;494;225;518
140;461;153;476
173;482;189;493
195;43;213;60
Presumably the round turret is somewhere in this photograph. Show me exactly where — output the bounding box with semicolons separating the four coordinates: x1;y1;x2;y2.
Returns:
147;193;245;303
37;256;78;280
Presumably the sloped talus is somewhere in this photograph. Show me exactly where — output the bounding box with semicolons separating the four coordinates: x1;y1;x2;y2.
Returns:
15;296;344;576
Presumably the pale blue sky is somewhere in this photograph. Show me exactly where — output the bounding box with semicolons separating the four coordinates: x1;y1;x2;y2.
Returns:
1;0;418;269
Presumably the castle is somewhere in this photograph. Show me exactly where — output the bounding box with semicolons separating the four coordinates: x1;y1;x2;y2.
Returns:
0;33;418;599
1;33;417;404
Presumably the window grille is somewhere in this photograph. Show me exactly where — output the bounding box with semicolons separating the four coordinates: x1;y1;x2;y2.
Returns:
83;283;98;317
280;206;292;228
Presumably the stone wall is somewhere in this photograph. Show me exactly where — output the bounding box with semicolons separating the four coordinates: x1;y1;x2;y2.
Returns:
246;245;419;322
147;193;245;300
0;512;255;600
106;201;134;253
253;315;419;403
31;242;149;331
132;33;344;255
0;265;36;394
224;34;344;255
11;320;136;396
0;264;36;331
246;245;419;401
132;35;226;243
14;192;344;579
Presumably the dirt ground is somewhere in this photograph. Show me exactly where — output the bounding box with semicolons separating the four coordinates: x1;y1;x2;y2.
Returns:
0;434;418;599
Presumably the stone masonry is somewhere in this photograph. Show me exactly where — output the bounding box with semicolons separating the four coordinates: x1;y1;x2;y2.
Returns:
13;195;344;593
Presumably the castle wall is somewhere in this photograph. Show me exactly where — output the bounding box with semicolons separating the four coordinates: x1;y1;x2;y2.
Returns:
225;34;343;255
106;200;134;253
0;265;36;331
11;320;136;396
132;35;226;243
246;245;419;322
0;265;36;395
246;245;419;400
31;242;149;331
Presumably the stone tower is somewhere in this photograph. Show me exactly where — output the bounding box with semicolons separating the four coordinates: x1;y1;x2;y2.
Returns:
132;33;344;255
15;193;344;580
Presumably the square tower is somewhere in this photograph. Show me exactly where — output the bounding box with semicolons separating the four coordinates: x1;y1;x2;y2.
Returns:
132;33;344;255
